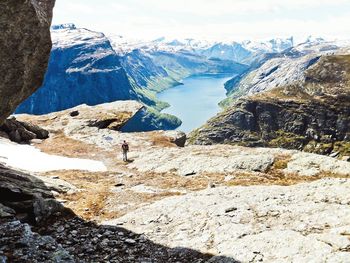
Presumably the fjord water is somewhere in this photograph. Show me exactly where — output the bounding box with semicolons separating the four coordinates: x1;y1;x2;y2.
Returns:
158;74;233;133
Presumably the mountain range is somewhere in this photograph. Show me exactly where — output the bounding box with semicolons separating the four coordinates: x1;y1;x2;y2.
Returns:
189;38;350;158
16;24;250;130
15;24;349;140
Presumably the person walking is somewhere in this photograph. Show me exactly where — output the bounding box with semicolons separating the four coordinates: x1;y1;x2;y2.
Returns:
121;140;129;162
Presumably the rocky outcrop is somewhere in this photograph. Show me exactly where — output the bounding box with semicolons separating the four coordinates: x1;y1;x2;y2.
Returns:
106;178;350;262
128;144;350;177
17;100;144;133
0;0;55;124
1;215;219;263
121;107;182;132
165;131;187;147
0;164;71;223
190;54;350;157
0;117;49;143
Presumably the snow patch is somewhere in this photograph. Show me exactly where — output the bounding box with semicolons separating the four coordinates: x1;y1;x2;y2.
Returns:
0;138;107;173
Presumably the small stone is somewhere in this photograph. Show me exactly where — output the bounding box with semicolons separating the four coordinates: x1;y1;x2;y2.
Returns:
225;207;238;213
57;226;65;233
329;151;340;158
125;238;136;245
341;156;350;162
70;110;79;117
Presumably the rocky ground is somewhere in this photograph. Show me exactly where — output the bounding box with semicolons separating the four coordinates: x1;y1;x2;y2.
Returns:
106;178;350;262
1;101;350;262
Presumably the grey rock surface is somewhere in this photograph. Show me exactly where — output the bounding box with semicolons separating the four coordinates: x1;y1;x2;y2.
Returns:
0;220;74;263
0;164;70;223
106;178;350;262
128;144;350;176
0;0;55;124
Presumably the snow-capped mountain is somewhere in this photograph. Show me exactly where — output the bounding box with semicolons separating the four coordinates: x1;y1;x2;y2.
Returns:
242;37;294;53
17;25;137;114
223;37;344;101
109;36;298;64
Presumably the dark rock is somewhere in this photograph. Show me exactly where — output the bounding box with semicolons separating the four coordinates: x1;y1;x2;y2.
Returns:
0;0;55;124
225;207;238;213
69;110;79;117
33;197;66;223
17;120;49;139
169;131;187;147
183;171;197;176
0;203;15;218
0;118;49;143
121;107;182;132
0;220;74;263
329;152;340;158
0;164;70;223
190;96;350;155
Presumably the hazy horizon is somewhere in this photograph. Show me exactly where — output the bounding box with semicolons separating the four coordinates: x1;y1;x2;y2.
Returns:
52;0;350;41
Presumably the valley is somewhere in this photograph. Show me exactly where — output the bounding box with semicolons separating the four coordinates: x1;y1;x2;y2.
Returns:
158;74;232;132
1;1;350;262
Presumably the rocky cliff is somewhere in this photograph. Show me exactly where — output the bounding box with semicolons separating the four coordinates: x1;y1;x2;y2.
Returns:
16;25;137;115
190;54;350;158
0;0;55;124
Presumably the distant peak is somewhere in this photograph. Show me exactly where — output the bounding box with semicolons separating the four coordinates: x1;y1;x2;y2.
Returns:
305;35;325;43
51;23;77;30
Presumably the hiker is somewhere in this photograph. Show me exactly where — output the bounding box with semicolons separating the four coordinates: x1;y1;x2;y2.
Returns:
121;140;129;162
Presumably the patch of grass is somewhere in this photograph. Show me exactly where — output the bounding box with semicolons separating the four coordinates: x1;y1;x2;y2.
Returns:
268;130;305;149
333;141;350;157
303;140;334;155
148;132;178;148
272;154;291;170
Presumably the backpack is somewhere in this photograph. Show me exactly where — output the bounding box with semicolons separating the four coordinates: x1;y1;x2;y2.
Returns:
122;143;129;151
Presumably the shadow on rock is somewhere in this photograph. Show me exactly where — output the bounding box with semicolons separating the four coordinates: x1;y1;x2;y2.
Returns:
0;164;238;263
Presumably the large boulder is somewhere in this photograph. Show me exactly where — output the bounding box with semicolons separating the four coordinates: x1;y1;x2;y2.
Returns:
0;164;73;223
0;117;49;143
0;0;55;124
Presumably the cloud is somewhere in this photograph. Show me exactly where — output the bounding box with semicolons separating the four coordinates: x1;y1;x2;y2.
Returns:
52;0;350;41
135;0;349;16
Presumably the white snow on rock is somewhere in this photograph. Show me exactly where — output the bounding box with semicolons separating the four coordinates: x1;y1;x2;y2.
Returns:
0;138;106;173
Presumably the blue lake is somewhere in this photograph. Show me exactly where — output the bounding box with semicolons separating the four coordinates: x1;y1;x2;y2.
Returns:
157;74;233;133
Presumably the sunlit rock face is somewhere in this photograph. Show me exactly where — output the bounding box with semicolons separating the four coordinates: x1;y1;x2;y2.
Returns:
190;53;350;157
16;25;137;115
0;0;55;124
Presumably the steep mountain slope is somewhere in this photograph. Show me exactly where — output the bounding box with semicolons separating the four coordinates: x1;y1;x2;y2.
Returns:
16;24;137;115
112;39;250;111
15;25;183;130
189;53;350;158
16;25;249;131
221;39;342;107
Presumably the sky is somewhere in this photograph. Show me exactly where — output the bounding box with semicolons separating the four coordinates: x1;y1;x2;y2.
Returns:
52;0;350;41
